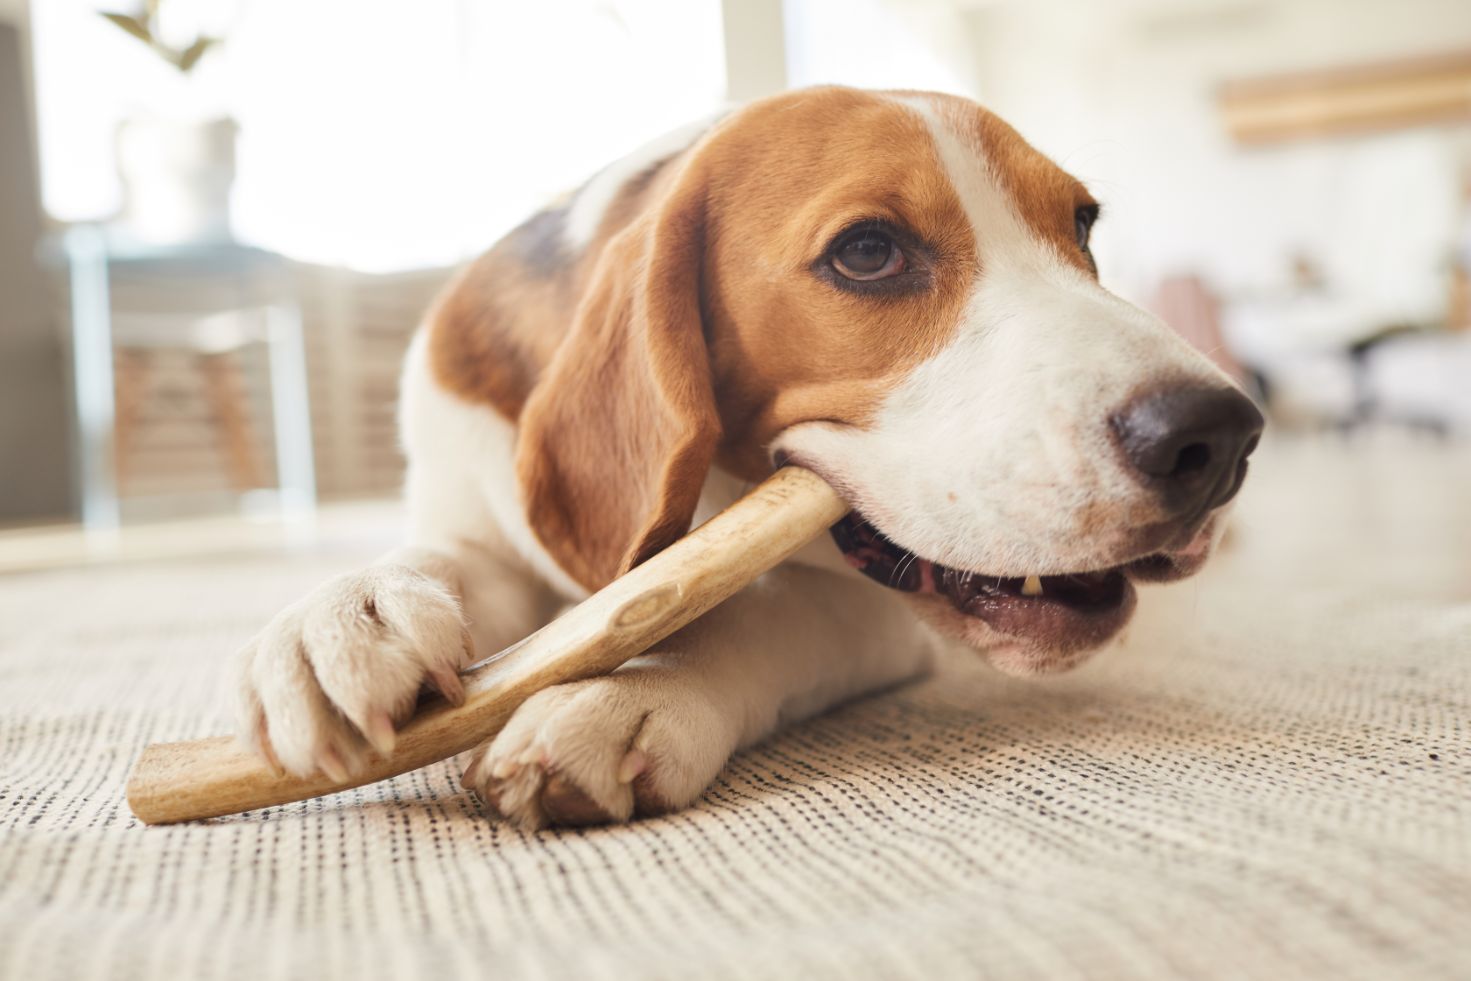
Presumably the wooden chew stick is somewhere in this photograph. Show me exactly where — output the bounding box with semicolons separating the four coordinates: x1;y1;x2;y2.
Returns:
126;466;848;825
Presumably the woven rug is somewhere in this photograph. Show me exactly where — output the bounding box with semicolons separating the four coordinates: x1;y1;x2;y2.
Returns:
2;439;1469;980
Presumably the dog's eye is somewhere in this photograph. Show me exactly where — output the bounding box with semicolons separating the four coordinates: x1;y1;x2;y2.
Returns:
831;229;906;281
1075;204;1099;254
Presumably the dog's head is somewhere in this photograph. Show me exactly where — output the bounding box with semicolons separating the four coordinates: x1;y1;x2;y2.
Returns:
517;86;1262;675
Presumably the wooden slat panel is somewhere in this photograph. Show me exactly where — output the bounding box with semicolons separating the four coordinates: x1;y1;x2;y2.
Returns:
95;261;456;504
1220;49;1471;144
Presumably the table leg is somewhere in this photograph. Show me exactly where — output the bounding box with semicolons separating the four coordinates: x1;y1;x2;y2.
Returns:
64;225;120;535
265;303;317;534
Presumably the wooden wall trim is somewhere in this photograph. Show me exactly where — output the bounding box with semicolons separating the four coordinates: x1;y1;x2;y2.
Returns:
1220;49;1471;145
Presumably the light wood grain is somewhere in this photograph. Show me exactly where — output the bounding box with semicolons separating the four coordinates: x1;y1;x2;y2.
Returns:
1220;49;1471;144
125;466;849;824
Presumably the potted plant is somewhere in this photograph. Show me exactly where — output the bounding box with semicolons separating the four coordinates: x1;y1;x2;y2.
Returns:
100;0;235;244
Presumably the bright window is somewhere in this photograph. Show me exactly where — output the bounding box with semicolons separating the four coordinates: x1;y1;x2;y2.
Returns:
32;0;727;271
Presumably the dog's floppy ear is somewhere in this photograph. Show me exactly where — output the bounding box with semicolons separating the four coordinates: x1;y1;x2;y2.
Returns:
514;165;721;591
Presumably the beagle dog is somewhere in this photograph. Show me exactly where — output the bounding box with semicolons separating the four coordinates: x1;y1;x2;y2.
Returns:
232;87;1263;829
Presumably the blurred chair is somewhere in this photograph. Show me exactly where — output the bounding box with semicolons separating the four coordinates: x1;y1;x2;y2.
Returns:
58;226;315;532
1152;273;1249;385
110;311;273;495
1341;325;1458;437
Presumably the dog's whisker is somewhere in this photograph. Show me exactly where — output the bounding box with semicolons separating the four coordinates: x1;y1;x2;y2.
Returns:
890;550;919;588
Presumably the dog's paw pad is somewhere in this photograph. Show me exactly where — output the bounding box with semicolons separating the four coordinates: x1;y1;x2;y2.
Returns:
540;772;620;827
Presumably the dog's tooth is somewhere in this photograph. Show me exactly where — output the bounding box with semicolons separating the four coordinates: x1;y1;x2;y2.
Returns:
1021;575;1044;597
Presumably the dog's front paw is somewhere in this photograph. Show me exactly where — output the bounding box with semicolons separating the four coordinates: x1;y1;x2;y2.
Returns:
461;669;736;830
231;565;472;780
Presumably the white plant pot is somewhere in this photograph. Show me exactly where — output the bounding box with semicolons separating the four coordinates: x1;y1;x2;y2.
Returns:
115;116;237;244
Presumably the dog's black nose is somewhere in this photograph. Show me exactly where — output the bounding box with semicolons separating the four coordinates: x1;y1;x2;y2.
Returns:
1112;386;1264;515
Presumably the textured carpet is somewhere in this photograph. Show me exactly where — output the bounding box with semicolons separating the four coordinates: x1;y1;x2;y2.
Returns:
1;438;1469;980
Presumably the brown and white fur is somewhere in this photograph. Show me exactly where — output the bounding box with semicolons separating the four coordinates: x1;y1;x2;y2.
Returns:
230;88;1261;829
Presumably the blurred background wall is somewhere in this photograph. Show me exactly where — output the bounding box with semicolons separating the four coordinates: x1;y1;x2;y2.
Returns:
1;0;73;521
2;0;1470;535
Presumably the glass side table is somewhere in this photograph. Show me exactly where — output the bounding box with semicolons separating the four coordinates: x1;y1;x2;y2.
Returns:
55;225;317;535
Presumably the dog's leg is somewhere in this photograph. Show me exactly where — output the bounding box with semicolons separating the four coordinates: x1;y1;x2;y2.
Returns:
231;325;573;781
462;564;936;829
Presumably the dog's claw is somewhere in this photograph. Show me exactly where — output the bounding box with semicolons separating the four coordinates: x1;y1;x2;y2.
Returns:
318;745;351;783
363;710;397;756
617;749;647;784
428;666;465;706
460;753;484;790
250;716;286;776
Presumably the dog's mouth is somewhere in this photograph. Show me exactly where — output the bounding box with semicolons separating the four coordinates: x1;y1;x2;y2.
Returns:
830;512;1207;653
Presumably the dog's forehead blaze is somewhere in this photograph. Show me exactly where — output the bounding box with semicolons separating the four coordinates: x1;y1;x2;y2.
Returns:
926;94;1096;272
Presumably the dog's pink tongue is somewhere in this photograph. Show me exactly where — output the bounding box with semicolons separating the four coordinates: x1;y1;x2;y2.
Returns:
1176;522;1214;559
